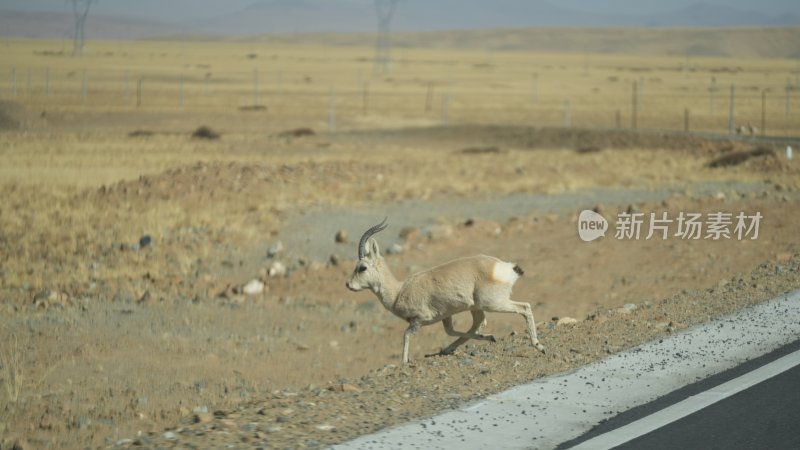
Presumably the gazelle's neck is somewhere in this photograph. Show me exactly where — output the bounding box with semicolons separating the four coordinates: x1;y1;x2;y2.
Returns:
373;258;402;312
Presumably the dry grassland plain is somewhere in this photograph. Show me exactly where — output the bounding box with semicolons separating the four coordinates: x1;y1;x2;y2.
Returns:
0;34;799;449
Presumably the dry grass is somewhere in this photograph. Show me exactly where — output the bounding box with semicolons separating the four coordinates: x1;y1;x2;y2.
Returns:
0;37;797;135
0;334;22;405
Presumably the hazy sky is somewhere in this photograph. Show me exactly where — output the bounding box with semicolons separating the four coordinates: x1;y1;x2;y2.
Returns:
2;0;798;22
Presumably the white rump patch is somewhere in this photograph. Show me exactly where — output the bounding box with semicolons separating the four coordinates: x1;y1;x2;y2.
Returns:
491;261;519;284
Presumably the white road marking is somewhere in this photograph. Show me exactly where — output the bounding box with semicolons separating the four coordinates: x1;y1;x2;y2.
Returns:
569;349;800;449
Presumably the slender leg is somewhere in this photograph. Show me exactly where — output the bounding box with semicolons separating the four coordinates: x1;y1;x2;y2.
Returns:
483;300;545;353
438;310;496;355
402;319;421;364
441;315;495;340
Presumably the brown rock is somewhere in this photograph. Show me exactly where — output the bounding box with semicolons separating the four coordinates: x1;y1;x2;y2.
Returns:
194;412;213;424
399;227;420;241
335;229;348;243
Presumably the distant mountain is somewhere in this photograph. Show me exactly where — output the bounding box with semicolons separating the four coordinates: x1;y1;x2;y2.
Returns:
194;0;800;34
0;9;182;40
642;2;777;27
1;0;798;40
192;0;371;34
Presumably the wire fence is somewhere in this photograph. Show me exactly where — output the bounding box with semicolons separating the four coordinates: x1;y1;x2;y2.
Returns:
3;64;799;137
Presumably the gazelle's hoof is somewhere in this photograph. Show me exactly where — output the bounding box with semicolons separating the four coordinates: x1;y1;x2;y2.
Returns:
489;335;498;343
535;343;546;354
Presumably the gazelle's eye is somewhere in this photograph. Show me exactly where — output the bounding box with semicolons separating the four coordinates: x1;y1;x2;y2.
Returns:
357;265;368;273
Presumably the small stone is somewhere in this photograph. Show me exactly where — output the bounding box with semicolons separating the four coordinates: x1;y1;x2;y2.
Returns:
315;424;336;431
32;289;56;308
268;261;287;277
335;229;348;243
386;243;404;255
194;412;213;424
163;431;178;441
556;317;579;326
308;261;325;271
427;224;454;241
242;279;265;296
241;422;259;432
328;383;360;393
329;254;341;266
655;321;671;330
219;419;237;429
399;227;420;241
621;303;637;313
139;235;152;248
136;290;151;304
544;213;559;224
267;241;284;258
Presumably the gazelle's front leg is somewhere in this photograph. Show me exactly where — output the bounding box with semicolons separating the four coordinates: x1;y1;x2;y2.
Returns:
402;318;421;363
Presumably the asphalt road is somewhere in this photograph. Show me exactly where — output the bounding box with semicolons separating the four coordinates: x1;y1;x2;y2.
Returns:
619;362;800;450
562;339;800;450
333;290;800;450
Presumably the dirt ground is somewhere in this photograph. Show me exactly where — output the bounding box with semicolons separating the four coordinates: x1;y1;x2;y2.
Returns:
1;107;799;449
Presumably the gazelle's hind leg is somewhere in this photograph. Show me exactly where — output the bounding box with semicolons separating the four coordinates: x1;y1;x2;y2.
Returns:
429;310;495;357
483;300;545;353
442;315;494;340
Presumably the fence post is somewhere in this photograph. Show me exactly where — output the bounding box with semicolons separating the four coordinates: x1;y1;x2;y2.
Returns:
709;77;716;115
563;99;571;128
631;80;638;130
328;86;336;132
137;77;143;108
81;68;87;103
362;81;370;115
252;67;259;108
728;84;736;134
684;108;690;133
638;77;644;113
425;82;434;112
441;89;450;125
179;74;185;111
761;89;766;136
786;78;791;117
124;70;130;105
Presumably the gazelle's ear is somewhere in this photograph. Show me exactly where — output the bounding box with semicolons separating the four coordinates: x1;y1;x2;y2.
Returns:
368;237;381;259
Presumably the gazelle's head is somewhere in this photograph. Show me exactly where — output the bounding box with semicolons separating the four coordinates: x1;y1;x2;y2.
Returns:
346;217;388;292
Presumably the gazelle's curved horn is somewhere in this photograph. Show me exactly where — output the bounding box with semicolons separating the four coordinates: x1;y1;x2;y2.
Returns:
358;217;388;259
